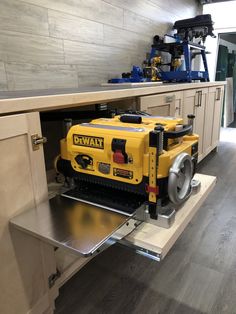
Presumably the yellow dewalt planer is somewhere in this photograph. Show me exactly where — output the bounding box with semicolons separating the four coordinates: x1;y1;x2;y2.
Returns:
55;114;199;228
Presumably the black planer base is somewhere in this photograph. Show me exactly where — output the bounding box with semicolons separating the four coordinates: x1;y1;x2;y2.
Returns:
61;181;177;229
62;181;147;216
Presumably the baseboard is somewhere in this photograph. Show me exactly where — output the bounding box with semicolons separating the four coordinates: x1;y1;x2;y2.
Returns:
27;293;53;314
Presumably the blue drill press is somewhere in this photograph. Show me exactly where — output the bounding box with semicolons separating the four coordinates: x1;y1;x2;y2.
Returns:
109;14;215;83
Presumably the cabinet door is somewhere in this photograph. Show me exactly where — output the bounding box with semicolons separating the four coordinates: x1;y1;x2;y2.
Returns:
203;88;216;156
211;86;224;148
174;91;184;118
0;113;56;314
195;89;208;161
139;93;175;116
182;89;198;122
183;88;208;161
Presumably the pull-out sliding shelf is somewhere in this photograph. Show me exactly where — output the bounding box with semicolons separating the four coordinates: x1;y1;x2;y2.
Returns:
10;196;137;257
10;174;216;261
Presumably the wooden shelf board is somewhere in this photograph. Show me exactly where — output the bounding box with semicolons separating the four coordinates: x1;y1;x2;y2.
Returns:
125;173;216;259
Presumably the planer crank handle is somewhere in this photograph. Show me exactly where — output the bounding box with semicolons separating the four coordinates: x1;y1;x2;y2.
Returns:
163;124;193;150
164;124;192;139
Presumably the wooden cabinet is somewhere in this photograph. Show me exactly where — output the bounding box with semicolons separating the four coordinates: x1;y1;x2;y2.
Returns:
183;88;208;161
183;86;224;161
0;84;223;313
210;86;224;149
139;86;224;162
203;89;215;156
138;92;176;116
0;113;57;314
174;91;184;118
139;91;183;118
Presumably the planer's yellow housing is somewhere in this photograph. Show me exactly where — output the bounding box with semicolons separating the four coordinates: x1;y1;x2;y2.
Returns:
59;115;198;185
56;114;199;219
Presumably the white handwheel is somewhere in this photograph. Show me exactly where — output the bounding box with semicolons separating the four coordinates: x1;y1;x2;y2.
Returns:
168;153;193;205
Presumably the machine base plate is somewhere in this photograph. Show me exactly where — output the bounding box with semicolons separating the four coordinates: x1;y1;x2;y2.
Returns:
61;182;146;216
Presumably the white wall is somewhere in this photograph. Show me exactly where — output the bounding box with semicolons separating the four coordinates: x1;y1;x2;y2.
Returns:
204;1;236;30
204;2;236;80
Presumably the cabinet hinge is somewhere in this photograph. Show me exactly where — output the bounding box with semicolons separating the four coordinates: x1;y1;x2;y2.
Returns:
48;269;61;288
31;134;47;151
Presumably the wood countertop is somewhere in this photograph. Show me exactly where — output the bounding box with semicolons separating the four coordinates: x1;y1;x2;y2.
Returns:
0;81;226;115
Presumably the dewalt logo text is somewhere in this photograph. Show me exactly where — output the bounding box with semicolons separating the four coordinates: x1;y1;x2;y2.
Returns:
73;134;104;149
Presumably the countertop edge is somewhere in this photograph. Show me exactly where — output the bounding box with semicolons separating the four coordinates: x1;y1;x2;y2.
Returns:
0;81;226;115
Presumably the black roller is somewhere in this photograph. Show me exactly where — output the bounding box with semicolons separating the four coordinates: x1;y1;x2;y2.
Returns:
120;114;142;124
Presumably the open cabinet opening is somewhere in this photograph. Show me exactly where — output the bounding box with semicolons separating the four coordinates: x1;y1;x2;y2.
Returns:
38;101;139;285
40;99;137;186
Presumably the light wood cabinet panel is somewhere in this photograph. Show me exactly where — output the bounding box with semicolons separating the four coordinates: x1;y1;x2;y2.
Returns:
174;91;184;118
204;88;216;155
139;86;224;162
183;86;224;162
125;174;216;260
0;113;56;314
139;91;183;118
194;90;208;161
138;93;176;116
210;86;224;149
183;88;208;161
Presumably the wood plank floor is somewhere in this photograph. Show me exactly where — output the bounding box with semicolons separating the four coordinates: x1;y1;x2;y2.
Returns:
55;128;236;314
228;114;236;128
